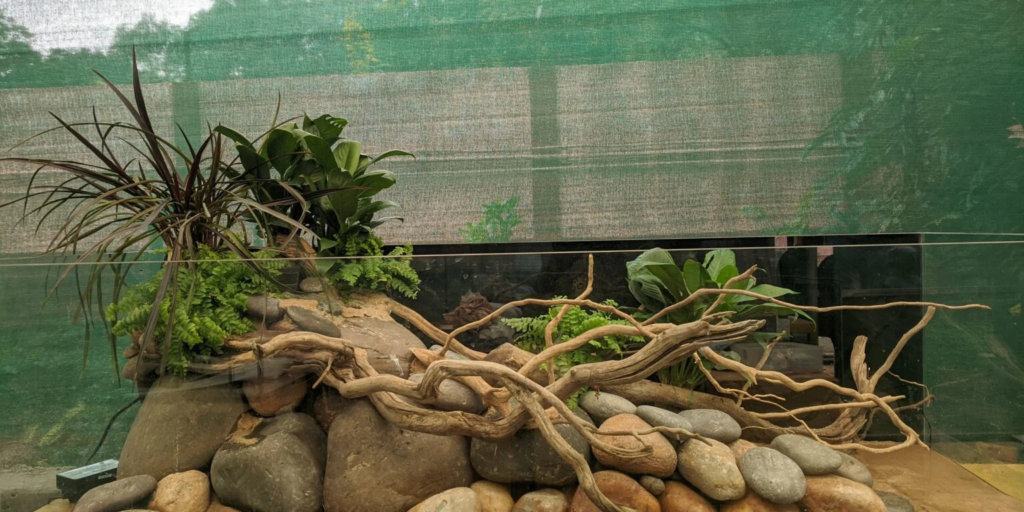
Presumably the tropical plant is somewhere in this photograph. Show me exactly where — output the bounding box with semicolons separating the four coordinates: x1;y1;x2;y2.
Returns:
626;248;809;325
459;196;521;243
504;299;644;407
216;113;420;296
106;246;285;374
0;51;306;373
625;248;809;388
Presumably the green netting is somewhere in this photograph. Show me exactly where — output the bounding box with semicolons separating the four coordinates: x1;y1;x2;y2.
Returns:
1;0;1022;249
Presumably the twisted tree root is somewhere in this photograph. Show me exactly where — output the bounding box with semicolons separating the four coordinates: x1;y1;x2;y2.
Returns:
190;257;987;512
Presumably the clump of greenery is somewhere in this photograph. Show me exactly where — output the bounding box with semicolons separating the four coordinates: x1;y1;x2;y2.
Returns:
627;248;809;389
328;234;420;298
459;196;521;243
106;247;285;374
220;112;420;297
504;299;644;408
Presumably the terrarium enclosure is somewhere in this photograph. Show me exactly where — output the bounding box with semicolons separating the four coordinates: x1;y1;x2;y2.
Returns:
0;1;1023;512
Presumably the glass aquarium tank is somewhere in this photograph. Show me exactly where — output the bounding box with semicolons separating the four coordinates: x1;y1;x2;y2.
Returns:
0;2;1022;512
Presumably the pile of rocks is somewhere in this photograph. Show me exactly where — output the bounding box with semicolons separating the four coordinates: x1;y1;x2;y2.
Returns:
51;293;914;512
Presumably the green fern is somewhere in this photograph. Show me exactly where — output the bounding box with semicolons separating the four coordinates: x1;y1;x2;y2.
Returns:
106;246;284;374
329;234;420;298
504;299;644;385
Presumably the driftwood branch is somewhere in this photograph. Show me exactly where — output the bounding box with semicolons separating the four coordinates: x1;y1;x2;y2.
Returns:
190;259;987;512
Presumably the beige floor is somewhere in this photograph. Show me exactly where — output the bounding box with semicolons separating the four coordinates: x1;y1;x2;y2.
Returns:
857;447;1024;512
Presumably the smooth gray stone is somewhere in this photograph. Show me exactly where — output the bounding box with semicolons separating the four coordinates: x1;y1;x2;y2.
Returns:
247;295;284;324
678;409;742;443
770;434;843;475
579;391;636;424
298;277;325;293
636;405;694;445
409;373;486;414
286;306;341;337
739;447;807;505
877;490;915;512
638;475;666;496
73;475;156;512
835;451;874;487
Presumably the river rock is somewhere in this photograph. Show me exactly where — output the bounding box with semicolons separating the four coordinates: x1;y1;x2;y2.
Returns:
409;373;486;413
243;373;308;416
470;481;513;512
635;406;693;445
739;447;806;504
770;435;842;476
205;498;241;512
678;409;742;443
324;398;473;512
513;489;570;512
286;306;341;337
34;499;71;512
677;438;746;501
408;488;481;512
471;423;590;486
338;317;427;377
246;295;283;324
73;475;157;512
638;476;665;496
834;452;873;487
569;471;659;512
298;277;325;293
210;413;325;512
658;481;715;512
579;392;636;425
312;388;349;431
594;414;676;477
118;376;248;480
875;491;914;512
148;471;209;512
729;439;759;462
721;491;800;512
801;476;886;512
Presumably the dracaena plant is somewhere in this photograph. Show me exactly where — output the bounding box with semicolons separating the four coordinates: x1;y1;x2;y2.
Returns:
218;114;421;297
0;50;307;376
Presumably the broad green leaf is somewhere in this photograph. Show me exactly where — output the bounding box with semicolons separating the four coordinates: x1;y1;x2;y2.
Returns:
334;141;362;174
704;249;737;283
213;126;254;148
311;115;347;143
299;133;338;172
683;259;704;295
370;149;415;164
262;129;299;173
713;265;739;287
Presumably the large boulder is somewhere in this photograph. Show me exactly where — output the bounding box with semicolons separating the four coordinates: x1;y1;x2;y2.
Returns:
118;376;248;480
337;317;427;377
323;398;473;512
210;413;325;512
471;422;591;486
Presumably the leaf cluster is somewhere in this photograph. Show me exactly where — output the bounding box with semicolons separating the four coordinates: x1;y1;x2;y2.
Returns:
329;234;420;298
459;196;521;243
105;246;284;374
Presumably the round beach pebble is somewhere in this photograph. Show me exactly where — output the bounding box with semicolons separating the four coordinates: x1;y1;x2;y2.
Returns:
569;471;659;512
657;481;715;512
770;434;842;476
513;489;570;512
635;405;693;444
834;452;873;488
471;481;513;512
594;414;677;477
802;476;886;512
579;392;636;424
678;409;742;443
739;447;806;504
729;439;759;462
721;491;800;512
876;490;914;512
677;438;746;501
638;475;665;496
